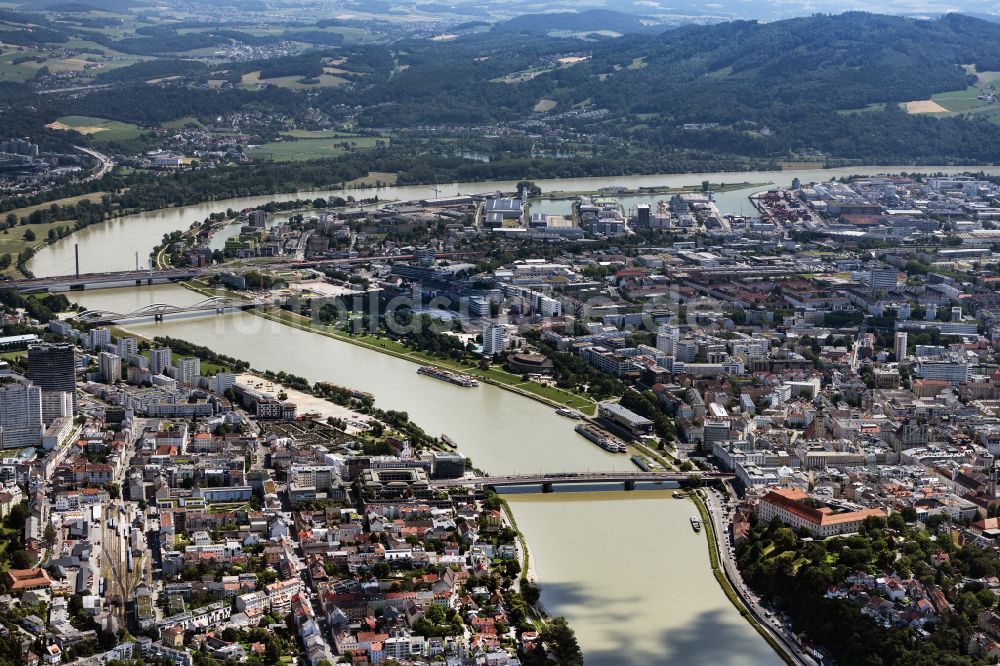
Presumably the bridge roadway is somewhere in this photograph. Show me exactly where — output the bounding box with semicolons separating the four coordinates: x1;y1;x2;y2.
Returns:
9;268;199;293
433;470;733;490
4;251;486;293
76;296;276;324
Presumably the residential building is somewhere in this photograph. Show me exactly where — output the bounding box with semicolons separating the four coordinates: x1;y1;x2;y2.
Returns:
483;324;507;357
89;328;111;351
7;568;51;592
894;331;907;361
40;390;73;424
265;578;303;614
116;337;138;359
0;383;43;448
656;325;679;355
150;348;172;375
177;357;201;386
99;352;122;384
869;268;899;291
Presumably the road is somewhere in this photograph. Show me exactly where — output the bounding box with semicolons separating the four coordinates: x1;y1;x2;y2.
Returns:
286;518;336;663
9;251;487;292
38;83;112;95
850;316;869;373
76;145;114;182
113;424;138;486
703;489;817;666
294;230;312;261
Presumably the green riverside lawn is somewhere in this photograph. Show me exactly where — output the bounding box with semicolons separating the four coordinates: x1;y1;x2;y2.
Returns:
258;307;597;415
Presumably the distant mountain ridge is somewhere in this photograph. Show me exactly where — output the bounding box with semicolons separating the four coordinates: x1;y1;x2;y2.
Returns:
490;8;654;35
18;0;146;11
8;6;1000;164
576;12;1000;118
332;11;1000;162
345;12;1000;126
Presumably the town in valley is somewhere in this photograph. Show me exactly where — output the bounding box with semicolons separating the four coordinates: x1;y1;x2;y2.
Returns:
10;2;1000;665
6;169;1000;665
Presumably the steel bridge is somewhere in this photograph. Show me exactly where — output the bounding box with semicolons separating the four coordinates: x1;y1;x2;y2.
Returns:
76;297;270;323
433;471;732;492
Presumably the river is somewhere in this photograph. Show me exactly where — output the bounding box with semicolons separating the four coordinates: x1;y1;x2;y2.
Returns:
30;164;1000;277
507;491;778;666
68;284;780;664
48;164;969;663
73;285;634;475
36;163;942;662
51;165;933;663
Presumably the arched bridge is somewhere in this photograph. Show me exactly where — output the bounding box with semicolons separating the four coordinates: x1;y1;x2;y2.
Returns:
76;297;272;323
434;471;732;493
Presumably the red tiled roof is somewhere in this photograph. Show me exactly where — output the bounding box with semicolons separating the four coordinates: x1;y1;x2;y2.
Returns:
762;487;885;526
973;517;1000;531
7;568;51;590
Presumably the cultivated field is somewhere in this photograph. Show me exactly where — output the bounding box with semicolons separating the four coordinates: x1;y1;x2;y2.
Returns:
45;116;143;142
240;70;347;89
903;100;949;114
246;134;388;162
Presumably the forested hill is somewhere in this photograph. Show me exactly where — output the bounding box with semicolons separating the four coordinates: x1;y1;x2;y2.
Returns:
346;12;1000;127
580;12;1000;120
10;8;1000;165
313;11;1000;162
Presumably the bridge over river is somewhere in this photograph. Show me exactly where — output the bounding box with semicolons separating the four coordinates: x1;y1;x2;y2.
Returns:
8;268;200;293
434;470;733;493
6;251;486;293
76;296;275;324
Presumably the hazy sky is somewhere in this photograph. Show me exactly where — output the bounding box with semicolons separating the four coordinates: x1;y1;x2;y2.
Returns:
18;0;1000;23
465;0;1000;20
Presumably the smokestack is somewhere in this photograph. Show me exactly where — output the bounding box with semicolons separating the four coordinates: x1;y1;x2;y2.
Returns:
74;244;79;278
